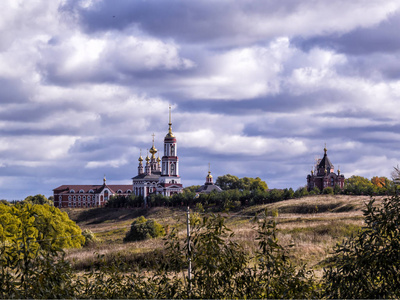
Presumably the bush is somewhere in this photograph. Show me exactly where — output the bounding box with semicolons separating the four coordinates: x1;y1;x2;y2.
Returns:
82;229;99;247
322;187;334;194
123;216;165;242
323;195;400;298
313;186;321;194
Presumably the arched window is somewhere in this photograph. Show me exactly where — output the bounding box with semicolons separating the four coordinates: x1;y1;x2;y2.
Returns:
79;189;84;193
330;177;334;186
171;163;175;175
171;145;175;156
70;190;75;193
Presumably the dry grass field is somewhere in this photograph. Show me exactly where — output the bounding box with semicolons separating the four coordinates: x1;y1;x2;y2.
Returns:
64;194;383;276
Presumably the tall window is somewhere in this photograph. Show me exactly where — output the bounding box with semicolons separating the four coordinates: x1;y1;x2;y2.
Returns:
171;163;175;175
171;145;175;156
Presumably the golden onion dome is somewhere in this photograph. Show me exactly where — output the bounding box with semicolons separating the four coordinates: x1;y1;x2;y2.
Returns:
157;156;161;163
149;145;157;158
150;145;157;153
138;155;143;162
165;124;175;138
207;171;213;179
145;155;150;162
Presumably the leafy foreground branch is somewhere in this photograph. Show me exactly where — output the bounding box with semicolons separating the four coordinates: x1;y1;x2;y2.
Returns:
323;194;400;299
3;195;400;298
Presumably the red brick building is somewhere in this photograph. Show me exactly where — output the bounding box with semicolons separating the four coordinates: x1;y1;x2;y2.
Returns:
307;147;345;191
53;177;132;208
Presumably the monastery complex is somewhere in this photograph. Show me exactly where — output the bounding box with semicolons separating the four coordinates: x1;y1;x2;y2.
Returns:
53;109;345;208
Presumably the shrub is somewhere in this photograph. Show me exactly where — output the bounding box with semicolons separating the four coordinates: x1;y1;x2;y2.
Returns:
323;195;400;298
123;216;165;242
82;229;99;247
313;186;321;194
322;187;334;194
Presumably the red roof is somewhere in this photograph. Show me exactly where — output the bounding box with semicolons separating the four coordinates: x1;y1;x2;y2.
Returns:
53;184;132;194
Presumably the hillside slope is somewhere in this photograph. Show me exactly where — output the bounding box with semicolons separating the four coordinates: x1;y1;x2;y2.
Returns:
64;194;381;274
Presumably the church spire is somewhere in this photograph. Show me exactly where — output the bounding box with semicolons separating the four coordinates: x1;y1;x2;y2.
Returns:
138;149;144;175
165;105;175;138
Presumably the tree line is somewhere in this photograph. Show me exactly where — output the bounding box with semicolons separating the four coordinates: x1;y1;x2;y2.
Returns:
105;174;399;210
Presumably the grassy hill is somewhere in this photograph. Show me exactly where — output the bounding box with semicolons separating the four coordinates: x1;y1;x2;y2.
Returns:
64;194;381;276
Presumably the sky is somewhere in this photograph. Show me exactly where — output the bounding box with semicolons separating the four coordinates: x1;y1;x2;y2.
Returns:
1;0;400;200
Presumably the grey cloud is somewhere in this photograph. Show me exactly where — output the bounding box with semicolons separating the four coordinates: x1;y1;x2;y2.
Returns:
0;78;29;104
294;11;400;56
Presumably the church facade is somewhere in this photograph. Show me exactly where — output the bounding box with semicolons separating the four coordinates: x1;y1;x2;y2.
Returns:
307;147;345;191
132;107;183;198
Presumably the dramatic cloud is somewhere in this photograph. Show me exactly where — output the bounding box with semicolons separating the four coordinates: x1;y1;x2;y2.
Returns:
1;0;400;200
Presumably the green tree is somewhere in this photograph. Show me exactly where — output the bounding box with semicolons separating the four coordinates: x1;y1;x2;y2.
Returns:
216;174;240;190
161;212;317;299
0;203;79;298
124;216;165;242
23;194;53;206
322;187;334;194
294;186;309;198
183;185;201;193
333;184;342;194
216;174;268;191
323;194;400;298
239;177;269;191
0;203;83;250
344;175;375;195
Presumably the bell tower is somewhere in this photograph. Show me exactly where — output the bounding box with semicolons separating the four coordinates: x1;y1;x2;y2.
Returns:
158;106;183;196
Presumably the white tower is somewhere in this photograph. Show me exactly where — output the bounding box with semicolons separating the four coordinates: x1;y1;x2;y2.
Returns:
157;106;183;196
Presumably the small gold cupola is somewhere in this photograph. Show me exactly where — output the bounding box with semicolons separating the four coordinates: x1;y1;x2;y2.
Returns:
149;133;158;159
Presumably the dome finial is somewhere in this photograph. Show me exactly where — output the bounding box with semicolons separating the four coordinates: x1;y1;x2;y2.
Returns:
149;133;157;159
206;163;213;183
138;148;143;162
324;143;327;155
103;174;106;184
